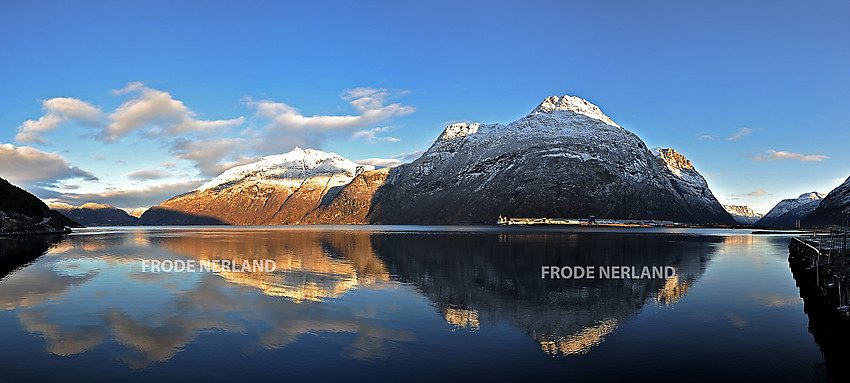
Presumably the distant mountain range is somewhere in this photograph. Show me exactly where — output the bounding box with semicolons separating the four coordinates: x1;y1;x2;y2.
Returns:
49;202;138;226
140;95;736;225
722;205;763;225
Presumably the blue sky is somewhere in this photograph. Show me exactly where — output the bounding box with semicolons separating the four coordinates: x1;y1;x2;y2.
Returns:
0;0;848;213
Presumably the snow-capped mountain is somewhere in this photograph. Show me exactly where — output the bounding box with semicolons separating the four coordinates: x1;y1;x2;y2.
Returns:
140;148;374;225
755;192;826;227
721;204;763;225
368;95;736;224
804;177;850;226
195;147;370;192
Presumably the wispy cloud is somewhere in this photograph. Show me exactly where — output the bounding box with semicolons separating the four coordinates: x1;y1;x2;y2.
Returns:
735;189;770;197
834;175;849;184
168;137;259;177
727;127;752;141
355;158;403;168
125;168;172;181
15;97;102;144
698;135;715;140
352;126;401;143
392;150;425;162
356;149;427;169
752;150;828;162
246;87;414;152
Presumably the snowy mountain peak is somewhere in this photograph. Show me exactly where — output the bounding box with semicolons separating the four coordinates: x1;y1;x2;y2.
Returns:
652;148;695;177
798;191;826;200
439;122;481;140
529;95;620;128
196;147;373;191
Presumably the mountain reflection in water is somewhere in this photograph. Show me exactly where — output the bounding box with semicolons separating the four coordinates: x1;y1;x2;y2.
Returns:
371;231;717;356
0;227;831;381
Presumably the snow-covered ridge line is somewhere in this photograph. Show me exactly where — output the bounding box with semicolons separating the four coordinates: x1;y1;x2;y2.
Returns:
529;95;620;128
435;95;621;143
195;147;374;191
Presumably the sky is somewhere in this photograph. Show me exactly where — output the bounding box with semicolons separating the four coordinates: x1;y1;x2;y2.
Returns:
1;0;848;214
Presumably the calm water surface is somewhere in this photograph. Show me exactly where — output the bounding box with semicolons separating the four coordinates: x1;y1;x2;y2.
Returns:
0;226;841;381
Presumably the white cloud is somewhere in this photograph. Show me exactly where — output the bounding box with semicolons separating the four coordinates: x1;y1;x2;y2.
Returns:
352;126;401;143
698;135;715;140
355;149;427;168
735;189;770;197
727;127;751;141
15;97;101;144
356;158;403;168
392;150;425;162
0;144;97;187
102;82;244;142
14;84;415;187
247;87;414;151
752;150;828;162
834;175;849;184
125;168;172;181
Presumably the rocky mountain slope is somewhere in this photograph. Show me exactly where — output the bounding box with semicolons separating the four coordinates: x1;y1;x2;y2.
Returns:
139;148;375;225
367;95;735;225
301;168;390;224
652;148;734;224
722;205;763;225
49;202;139;226
804;178;850;226
0;177;80;234
756;192;826;227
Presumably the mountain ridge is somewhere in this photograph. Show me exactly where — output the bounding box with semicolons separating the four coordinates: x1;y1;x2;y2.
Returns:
49;202;139;226
140;94;735;226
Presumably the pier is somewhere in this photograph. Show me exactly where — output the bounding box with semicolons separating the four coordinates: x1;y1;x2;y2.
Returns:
788;226;850;316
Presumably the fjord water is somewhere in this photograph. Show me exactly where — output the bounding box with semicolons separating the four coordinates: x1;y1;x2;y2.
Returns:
0;227;836;381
